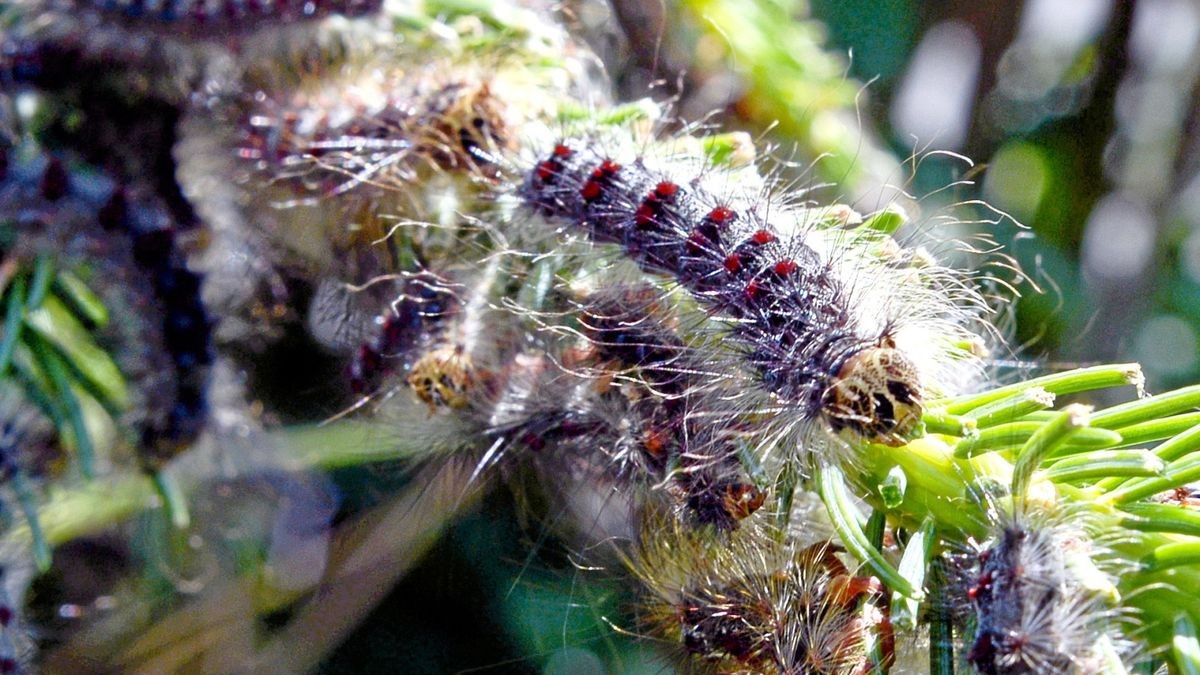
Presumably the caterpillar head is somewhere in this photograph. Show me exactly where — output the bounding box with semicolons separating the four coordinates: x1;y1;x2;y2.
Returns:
406;344;477;411
822;340;923;446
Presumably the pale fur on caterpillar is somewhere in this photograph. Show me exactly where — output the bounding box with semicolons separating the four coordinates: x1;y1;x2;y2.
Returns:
940;487;1138;674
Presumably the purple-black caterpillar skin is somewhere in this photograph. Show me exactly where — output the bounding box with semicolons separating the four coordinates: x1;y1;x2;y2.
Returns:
0;565;22;674
8;0;381;40
348;273;458;395
100;189;213;465
523;142;922;442
0;148;212;468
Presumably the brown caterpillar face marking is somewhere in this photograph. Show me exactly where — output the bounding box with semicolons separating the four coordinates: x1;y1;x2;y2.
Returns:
406;344;475;411
823;344;923;446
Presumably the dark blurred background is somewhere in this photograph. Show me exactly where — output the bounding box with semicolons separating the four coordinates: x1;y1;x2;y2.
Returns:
324;1;1200;672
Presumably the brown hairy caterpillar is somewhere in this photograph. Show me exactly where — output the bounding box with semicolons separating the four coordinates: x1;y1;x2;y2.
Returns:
345;268;765;530
180;35;589;344
571;285;765;530
625;512;891;674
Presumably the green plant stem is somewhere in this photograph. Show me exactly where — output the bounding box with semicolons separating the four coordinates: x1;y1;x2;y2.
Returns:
818;461;919;599
1011;404;1091;499
935;364;1142;415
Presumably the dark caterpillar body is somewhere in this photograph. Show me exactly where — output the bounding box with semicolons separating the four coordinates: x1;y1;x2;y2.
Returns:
633;529;889;675
101;189;213;466
679;547;883;673
0;147;212;469
239;78;509;197
523;142;923;444
964;522;1106;675
4;0;381;44
81;0;381;27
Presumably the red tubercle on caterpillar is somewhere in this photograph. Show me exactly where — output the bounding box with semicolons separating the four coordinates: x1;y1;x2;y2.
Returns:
723;254;742;274
580;181;602;201
581;159;622;203
967;569;992;601
595;159;621;175
534;143;576;182
750;229;776;246
773;259;798;277
744;279;763;301
633;181;682;229
535;160;557;181
589;159;622;183
705;205;737;227
681;205;735;257
654;181;680;199
633;203;656;228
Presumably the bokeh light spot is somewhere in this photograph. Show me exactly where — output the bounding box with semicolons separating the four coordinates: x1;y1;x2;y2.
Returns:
1134;314;1199;379
984;142;1049;222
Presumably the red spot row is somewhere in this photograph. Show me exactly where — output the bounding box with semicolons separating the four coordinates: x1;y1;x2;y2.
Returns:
684;205;738;255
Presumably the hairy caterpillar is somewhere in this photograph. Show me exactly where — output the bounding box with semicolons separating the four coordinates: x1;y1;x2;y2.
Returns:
335;273;461;397
0;0;387;97
940;500;1133;674
16;1;1200;673
625;511;890;674
519;136;990;449
340;268;768;531
176;15;590;344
